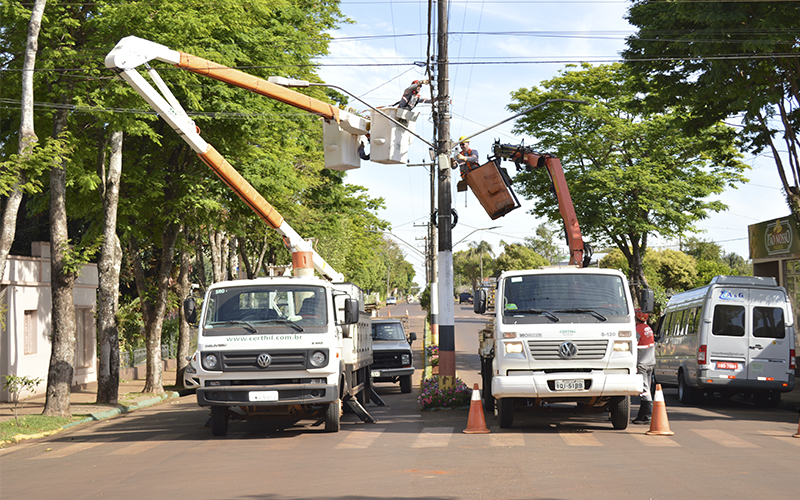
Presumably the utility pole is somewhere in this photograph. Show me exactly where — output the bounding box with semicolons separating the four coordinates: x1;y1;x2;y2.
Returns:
435;0;455;384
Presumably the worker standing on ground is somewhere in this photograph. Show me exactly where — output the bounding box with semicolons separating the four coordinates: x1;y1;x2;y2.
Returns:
396;80;431;110
633;308;655;424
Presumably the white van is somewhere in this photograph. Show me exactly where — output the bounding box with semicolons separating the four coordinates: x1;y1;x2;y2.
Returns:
654;275;796;407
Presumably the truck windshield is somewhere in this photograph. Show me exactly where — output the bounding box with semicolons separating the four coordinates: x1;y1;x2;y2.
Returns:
372;322;406;341
203;285;327;334
502;274;629;324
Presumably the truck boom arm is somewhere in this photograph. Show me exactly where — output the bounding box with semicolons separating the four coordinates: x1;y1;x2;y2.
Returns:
105;36;359;281
492;142;590;268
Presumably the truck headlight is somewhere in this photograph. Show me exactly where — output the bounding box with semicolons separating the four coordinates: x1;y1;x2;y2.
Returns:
202;353;219;370
309;350;327;367
401;354;411;366
504;341;524;354
613;341;631;352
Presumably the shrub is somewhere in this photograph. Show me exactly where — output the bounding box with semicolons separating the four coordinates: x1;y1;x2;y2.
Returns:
417;376;471;409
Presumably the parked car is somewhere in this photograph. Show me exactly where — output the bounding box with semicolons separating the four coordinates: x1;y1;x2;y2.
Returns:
386;296;397;305
370;318;416;393
458;292;473;304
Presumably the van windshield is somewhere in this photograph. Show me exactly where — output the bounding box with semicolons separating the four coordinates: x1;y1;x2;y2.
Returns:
202;285;327;335
372;322;406;341
502;274;629;324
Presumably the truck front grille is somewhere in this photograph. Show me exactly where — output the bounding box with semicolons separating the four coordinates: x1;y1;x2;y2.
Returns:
526;340;608;360
221;350;309;371
372;351;409;369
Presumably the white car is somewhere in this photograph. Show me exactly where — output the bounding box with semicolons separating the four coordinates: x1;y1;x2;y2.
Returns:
386;297;397;305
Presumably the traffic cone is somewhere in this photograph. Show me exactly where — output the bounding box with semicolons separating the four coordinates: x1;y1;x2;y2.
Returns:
463;383;490;434
645;384;674;436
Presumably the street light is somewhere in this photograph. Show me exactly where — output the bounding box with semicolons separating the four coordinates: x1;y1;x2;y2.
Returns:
453;226;500;248
368;230;426;258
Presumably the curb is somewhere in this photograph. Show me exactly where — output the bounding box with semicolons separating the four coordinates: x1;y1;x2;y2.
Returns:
3;391;180;445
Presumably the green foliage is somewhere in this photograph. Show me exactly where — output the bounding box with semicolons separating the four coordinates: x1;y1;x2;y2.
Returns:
494;243;548;274
599;247;630;275
508;63;749;284
3;375;44;425
694;260;734;289
0;415;73;443
417;377;471;410
453;240;495;292
0;134;74;196
524;223;566;265
643;249;698;296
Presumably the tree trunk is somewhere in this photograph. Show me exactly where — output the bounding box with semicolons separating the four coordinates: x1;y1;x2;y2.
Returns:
175;227;192;386
142;222;180;394
96;130;123;405
0;0;46;280
194;232;207;290
43;110;76;418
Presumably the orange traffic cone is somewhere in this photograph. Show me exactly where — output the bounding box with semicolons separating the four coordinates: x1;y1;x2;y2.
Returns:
645;384;674;436
463;383;491;434
793;416;800;438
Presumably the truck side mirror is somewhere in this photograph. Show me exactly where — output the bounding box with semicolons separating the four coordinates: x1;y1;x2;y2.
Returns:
640;288;655;314
343;298;359;325
183;297;198;325
474;289;487;315
409;331;417;344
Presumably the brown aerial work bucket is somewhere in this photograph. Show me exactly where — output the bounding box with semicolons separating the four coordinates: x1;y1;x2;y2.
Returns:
463;160;520;220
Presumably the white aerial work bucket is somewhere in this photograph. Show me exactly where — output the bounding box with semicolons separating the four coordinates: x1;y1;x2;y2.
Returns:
368;107;419;164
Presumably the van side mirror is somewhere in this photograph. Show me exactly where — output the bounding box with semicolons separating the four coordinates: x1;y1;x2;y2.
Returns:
474;289;487;314
409;331;417;344
640;289;655;314
183;297;198;325
343;298;359;325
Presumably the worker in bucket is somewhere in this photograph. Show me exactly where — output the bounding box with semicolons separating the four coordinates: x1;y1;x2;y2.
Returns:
633;308;656;424
455;137;480;178
396;80;431;110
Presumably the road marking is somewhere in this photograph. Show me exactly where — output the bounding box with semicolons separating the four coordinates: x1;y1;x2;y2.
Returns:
757;430;800;446
411;427;453;448
33;441;104;459
691;429;759;448
336;428;385;449
629;433;681;447
108;433;183;455
559;430;603;446
490;432;525;447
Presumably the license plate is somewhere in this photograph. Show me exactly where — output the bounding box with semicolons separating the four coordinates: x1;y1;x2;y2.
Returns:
371;371;381;378
554;379;584;391
717;362;738;370
248;390;278;402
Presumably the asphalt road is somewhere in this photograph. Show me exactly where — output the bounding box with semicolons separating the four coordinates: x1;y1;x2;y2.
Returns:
2;302;799;499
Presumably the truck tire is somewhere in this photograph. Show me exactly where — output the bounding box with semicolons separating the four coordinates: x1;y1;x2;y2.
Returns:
497;398;514;429
210;406;228;436
677;371;696;405
609;396;630;430
325;399;341;432
481;358;494;411
400;374;412;393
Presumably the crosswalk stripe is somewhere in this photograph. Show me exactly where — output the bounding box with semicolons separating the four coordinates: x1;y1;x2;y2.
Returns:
691;429;759;448
559;431;603;447
411;427;453;448
33;441;104;459
336;428;385;449
629;434;681;447
108;433;183;455
490;432;525;447
757;430;800;446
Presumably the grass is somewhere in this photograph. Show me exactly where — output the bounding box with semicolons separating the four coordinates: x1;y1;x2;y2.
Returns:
0;415;76;443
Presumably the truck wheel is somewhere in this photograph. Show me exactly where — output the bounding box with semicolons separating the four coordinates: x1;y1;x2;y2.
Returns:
325;399;341;432
400;375;412;393
481;358;494;411
609;396;630;430
497;398;514;429
677;371;696;405
210;406;228;436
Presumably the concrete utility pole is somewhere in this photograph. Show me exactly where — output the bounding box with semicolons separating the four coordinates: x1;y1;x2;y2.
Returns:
435;0;456;383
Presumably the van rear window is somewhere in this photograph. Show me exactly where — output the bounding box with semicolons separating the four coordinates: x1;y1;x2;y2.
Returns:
753;307;786;339
712;305;745;337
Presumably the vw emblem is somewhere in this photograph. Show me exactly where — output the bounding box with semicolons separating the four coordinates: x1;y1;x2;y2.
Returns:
558;341;577;359
256;353;272;368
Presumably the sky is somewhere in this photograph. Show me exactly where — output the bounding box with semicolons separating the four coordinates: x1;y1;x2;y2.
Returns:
317;0;789;285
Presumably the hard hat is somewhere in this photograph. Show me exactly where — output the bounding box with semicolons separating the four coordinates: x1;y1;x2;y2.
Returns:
413;80;419;84
635;308;649;322
459;136;468;144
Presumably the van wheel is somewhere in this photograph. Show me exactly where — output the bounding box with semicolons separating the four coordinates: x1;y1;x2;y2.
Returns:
325;399;341;432
210;406;229;436
497;398;514;429
609;396;630;430
677;371;696;405
400;375;412;393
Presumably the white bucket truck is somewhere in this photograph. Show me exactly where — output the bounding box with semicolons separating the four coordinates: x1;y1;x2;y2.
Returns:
185;279;372;435
474;267;654;429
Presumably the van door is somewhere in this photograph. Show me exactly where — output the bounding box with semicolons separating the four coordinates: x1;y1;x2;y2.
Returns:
747;289;791;384
707;289;749;380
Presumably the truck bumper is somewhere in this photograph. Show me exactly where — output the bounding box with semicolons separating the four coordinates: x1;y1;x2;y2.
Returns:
492;371;643;399
197;383;337;407
371;367;415;380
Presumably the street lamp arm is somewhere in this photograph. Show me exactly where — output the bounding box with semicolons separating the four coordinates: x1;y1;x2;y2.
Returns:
453;226;500;248
368;230;427;258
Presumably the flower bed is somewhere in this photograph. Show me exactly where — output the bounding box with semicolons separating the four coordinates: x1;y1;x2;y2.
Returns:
425;344;439;366
417;376;471;410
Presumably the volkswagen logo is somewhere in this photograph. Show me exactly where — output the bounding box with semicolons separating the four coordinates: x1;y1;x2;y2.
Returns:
558;341;577;359
256;353;272;368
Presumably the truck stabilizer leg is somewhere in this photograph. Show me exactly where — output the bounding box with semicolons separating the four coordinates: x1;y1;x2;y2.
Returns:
370;387;387;407
344;395;377;423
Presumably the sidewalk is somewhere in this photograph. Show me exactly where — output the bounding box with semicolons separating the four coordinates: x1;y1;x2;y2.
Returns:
0;371;186;440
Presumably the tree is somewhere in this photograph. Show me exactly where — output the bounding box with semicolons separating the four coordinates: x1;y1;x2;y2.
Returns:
524;223;566;265
624;1;800;217
453;240;495;291
643;249;698;307
494;242;548;274
508;63;748;295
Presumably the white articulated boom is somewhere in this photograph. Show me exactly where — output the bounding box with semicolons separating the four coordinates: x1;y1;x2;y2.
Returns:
104;36;377;282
